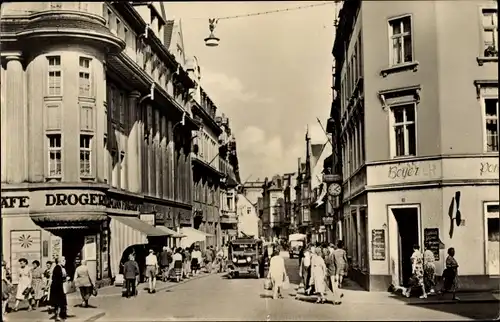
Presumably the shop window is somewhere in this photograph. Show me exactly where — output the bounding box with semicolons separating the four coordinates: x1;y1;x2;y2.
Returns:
486;203;500;275
80;135;92;177
47;134;62;177
79;57;91;97
47;56;62;96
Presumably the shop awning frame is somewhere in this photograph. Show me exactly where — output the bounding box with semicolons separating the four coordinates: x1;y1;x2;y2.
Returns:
157;226;186;238
111;216;171;237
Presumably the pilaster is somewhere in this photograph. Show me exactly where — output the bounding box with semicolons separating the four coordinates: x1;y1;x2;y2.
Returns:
127;91;141;193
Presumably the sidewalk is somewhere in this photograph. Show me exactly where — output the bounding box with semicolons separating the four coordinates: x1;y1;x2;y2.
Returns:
291;280;500;306
5;271;218;322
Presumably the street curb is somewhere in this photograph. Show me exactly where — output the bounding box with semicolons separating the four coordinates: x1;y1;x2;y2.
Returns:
406;298;500;305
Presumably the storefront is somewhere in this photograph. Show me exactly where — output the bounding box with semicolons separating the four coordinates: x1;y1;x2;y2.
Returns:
363;156;499;292
1;187;189;286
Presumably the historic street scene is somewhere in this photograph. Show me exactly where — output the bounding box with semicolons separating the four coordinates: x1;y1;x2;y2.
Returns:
0;1;499;321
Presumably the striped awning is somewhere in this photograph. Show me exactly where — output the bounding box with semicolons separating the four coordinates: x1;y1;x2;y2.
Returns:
109;216;169;278
156;226;185;238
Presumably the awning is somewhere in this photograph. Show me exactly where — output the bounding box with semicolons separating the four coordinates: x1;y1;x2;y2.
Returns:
314;184;328;208
157;226;186;238
109;216;170;278
179;227;214;248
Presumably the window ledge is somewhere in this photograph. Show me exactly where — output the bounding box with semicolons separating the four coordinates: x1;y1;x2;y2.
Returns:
477;56;498;66
44;96;63;101
46;177;62;182
391;155;417;161
80;176;95;181
380;61;419;78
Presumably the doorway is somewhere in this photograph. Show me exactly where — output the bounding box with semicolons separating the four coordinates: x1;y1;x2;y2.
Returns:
391;207;420;287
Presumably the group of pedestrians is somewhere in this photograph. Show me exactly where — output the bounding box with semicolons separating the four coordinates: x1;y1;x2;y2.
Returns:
298;240;347;305
404;244;460;300
1;256;95;321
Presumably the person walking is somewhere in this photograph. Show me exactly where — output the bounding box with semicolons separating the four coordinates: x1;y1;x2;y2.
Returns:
172;248;183;282
441;247;460;301
267;249;288;300
423;245;436;295
404;245;427;299
145;249;158;294
325;247;342;305
311;248;328;304
300;246;313;295
14;258;32;312
159;247;171;282
2;260;12;320
333;240;348;289
74;260;95;307
191;246;202;276
48;257;68;321
31;260;44;309
123;254;140;298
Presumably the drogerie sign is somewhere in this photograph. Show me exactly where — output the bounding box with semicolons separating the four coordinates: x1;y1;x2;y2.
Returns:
45;193;107;206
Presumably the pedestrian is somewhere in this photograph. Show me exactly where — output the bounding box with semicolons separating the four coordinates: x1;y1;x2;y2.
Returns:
311;247;327;304
205;246;214;273
73;259;95;307
333;240;347;289
299;245;312;295
324;247;341;305
440;247;460;301
48;257;68;321
404;244;427;299
123;254;140;298
191;245;202;276
298;246;305;267
267;249;288;300
172;248;183;282
145;249;158;294
423;245;436;295
2;260;12;320
14;258;33;312
183;248;192;278
42;261;52;307
31;260;44;309
159;247;171;282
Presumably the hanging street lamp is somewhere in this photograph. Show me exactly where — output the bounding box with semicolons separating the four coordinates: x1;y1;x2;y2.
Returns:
204;18;220;47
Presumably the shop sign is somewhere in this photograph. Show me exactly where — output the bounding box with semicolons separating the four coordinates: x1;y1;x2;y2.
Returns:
50;236;62;260
371;229;386;261
1;196;29;208
367;160;442;186
10;230;41;284
424;228;441;261
479;161;499;176
44;193;140;211
322;217;334;225
140;213;155;226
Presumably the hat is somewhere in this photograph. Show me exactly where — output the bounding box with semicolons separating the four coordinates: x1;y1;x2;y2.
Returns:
149;249;154;253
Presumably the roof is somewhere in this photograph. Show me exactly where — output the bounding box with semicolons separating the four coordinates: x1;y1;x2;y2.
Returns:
110;216;170;237
164;20;175;50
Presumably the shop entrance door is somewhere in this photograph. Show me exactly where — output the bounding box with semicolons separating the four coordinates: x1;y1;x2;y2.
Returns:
390;206;420;287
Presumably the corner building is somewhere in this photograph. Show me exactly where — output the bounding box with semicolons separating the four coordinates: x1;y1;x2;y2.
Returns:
1;2;198;286
332;0;499;291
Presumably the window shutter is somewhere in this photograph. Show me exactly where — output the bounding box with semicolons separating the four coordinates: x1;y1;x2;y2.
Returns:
80;106;94;130
46;104;61;129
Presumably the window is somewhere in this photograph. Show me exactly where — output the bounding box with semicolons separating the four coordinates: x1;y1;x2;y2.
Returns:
484;98;499;152
485;203;500;275
482;9;498;57
391;104;416;157
47;56;61;96
105;9;112;27
47;134;62;177
247;207;251;214
80;135;92;176
119;91;126;125
79;57;91;96
389;16;413;65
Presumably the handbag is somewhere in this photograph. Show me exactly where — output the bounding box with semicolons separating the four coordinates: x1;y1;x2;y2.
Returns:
263;278;273;291
63;281;73;294
92;286;98;297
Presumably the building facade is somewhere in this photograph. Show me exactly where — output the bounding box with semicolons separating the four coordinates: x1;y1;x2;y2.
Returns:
331;0;499;291
236;194;260;239
261;175;287;241
1;1;198;286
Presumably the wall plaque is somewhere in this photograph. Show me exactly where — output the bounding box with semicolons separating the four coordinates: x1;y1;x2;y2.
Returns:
371;229;386;261
424;228;440;261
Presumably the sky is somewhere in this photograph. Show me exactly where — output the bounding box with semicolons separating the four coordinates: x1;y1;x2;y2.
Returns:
165;1;336;181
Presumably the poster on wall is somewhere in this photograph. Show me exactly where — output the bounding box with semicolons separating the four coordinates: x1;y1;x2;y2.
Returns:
10;230;42;284
424;228;440;261
371;229;386;261
84;236;97;261
50;235;62;261
101;229;109;279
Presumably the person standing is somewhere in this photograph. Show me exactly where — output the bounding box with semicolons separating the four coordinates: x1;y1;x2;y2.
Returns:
145;249;158;294
73;260;94;307
441;247;460;301
31;260;44;309
2;260;12;320
49;257;68;321
311;248;327;304
267;249;288;300
14;258;32;312
333;240;348;289
123;254;140;298
423;245;436;295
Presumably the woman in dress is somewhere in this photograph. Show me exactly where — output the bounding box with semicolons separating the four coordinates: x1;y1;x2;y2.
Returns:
172;248;183;282
310;247;328;304
404;244;427;299
74;260;94;308
31;260;44;309
267;249;288;300
14;258;32;312
441;247;460;301
333;240;348;289
49;257;68;321
423;245;436;295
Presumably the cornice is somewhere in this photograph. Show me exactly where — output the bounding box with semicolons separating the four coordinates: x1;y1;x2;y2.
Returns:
191;100;223;135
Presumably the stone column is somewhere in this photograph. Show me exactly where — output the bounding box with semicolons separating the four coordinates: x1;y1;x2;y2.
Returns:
5;54;26;183
127;91;141;193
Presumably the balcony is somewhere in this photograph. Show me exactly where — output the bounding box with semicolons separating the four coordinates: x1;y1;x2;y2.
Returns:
220;210;238;224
